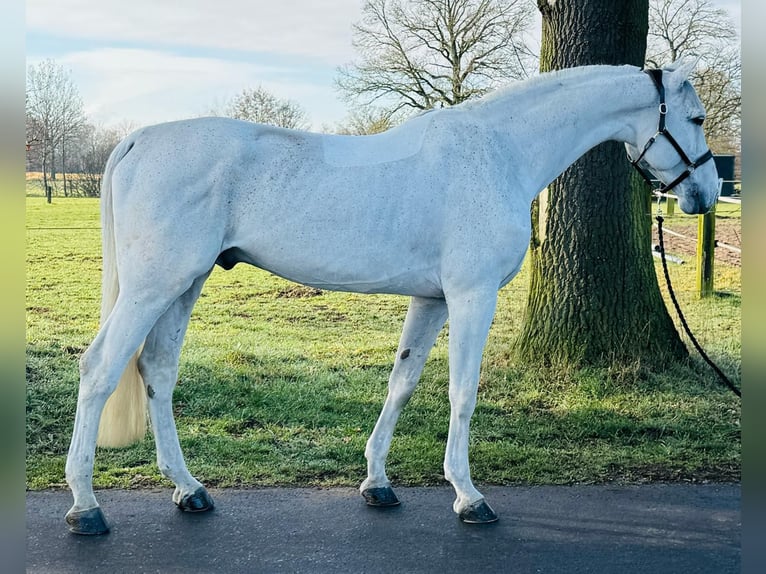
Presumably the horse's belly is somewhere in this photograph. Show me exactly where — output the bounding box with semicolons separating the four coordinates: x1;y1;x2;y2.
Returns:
219;242;444;298
292;271;443;297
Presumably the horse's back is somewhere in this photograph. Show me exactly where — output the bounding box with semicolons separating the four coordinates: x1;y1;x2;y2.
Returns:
108;113;530;298
107;117;452;297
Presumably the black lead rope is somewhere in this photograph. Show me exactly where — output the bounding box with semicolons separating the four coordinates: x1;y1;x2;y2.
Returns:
631;68;739;398
655;213;741;398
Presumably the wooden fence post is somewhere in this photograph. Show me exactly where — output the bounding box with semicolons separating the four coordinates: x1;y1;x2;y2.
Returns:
696;204;716;297
666;195;675;216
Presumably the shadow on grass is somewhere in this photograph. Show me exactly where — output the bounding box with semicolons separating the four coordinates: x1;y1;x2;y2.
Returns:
25;341;740;490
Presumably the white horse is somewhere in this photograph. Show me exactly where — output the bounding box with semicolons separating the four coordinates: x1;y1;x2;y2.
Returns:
65;61;719;534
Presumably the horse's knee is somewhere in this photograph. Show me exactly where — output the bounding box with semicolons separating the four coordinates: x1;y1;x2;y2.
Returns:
387;384;416;411
448;384;478;416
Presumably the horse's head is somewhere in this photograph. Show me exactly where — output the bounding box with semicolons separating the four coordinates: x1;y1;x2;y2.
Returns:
626;59;720;214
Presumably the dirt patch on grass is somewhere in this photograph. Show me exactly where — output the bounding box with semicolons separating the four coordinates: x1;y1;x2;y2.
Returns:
652;217;741;267
276;285;324;299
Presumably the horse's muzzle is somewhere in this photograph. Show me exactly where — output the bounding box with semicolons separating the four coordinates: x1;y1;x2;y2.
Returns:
677;178;721;215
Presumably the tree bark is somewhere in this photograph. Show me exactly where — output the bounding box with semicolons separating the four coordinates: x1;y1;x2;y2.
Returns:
515;0;687;365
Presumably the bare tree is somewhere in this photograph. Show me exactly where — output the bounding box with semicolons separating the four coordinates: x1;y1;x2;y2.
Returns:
26;61;58;201
222;86;310;130
332;107;397;135
58;79;87;198
647;0;740;152
75;124;124;197
25;102;44;173
336;0;535;116
26;59;86;203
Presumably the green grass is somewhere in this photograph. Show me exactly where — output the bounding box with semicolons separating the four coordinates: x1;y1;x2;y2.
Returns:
26;197;740;490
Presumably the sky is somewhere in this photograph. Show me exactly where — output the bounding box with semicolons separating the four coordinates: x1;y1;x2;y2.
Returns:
25;0;742;133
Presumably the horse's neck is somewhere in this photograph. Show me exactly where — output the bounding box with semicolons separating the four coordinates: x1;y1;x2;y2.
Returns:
477;67;652;198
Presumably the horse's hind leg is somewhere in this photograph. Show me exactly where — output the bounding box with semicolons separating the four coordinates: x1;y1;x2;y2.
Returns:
138;272;214;512
65;292;186;534
361;296;448;507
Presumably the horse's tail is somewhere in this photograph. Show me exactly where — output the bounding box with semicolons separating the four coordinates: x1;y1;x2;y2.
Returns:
96;135;148;448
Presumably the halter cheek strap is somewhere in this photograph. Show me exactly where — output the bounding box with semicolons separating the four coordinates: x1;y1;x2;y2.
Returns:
628;69;714;194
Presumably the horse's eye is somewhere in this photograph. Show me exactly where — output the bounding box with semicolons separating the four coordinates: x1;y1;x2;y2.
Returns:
691;116;705;126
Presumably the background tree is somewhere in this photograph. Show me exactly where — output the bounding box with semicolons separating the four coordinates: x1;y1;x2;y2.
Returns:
75;124;129;197
647;0;740;153
26;59;85;203
56;77;87;198
515;0;688;365
336;0;535;117
332;107;397;135
222;86;310;130
25;100;44;173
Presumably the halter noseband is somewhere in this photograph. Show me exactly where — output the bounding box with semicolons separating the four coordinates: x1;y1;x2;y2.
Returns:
628;68;714;194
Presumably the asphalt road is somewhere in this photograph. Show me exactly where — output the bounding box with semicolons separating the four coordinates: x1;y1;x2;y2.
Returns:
27;484;740;573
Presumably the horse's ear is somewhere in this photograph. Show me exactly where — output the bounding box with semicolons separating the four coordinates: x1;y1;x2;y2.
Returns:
664;57;699;87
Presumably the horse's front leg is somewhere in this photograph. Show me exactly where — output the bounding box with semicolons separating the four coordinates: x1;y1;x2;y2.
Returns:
361;296;448;507
443;287;499;523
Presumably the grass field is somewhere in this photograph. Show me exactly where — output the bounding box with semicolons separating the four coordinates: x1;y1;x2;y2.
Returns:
26;197;740;491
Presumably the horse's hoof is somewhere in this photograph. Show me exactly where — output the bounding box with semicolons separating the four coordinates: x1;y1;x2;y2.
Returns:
66;506;110;535
175;486;215;512
458;499;498;524
362;486;400;507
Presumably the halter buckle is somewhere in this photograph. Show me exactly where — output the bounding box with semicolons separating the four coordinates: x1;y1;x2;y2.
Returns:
659;103;668;115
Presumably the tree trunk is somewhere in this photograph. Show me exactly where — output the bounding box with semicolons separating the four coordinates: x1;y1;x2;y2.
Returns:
62;141;68;198
515;0;686;365
42;141;51;204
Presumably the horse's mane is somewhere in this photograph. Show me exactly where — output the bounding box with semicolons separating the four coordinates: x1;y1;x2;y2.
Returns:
457;64;642;111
